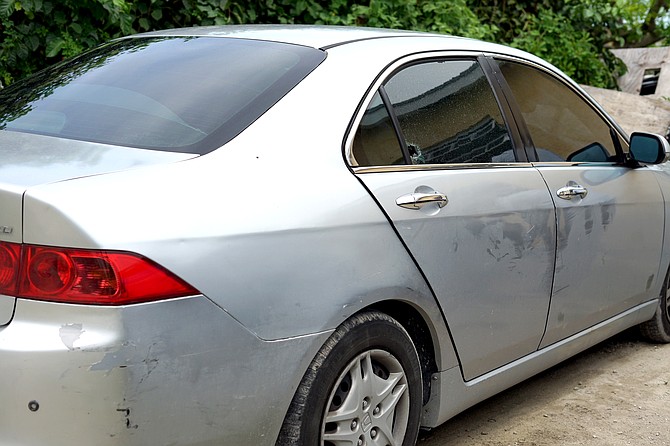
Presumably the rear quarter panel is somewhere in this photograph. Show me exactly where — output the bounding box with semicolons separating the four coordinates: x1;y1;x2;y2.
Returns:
21;43;457;368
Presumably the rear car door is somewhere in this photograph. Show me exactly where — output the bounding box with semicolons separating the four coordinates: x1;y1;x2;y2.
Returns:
349;56;556;380
495;59;665;347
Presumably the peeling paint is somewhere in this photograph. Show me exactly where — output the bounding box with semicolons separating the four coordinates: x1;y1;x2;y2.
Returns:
117;408;138;429
59;323;84;351
647;274;655;291
585;206;594;235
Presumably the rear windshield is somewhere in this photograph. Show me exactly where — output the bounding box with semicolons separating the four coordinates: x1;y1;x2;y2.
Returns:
0;37;325;154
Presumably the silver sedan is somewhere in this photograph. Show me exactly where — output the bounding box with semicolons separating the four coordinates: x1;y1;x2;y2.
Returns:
0;25;669;446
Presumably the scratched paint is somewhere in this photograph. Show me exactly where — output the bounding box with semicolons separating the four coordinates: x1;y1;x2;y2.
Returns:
59;323;84;350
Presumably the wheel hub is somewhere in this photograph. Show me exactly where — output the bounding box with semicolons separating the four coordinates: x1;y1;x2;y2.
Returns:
321;349;410;446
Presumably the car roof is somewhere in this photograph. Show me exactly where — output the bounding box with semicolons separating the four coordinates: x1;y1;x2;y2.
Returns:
133;24;472;50
130;25;550;68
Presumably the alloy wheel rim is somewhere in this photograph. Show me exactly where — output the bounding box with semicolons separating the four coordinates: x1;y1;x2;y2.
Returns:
321;349;410;446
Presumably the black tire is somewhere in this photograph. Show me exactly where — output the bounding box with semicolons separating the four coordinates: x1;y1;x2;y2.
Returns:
640;269;670;343
276;311;423;446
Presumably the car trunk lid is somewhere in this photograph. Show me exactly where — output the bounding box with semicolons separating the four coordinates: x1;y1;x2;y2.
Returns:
0;131;197;189
0;130;197;325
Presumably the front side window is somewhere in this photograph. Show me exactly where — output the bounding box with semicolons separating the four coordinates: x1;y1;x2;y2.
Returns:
498;60;618;162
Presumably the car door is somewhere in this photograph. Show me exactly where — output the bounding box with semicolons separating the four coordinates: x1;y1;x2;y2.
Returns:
349;56;556;380
495;59;665;347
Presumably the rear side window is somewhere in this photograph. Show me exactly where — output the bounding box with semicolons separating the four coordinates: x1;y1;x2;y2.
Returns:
0;37;325;154
352;91;405;166
353;59;514;166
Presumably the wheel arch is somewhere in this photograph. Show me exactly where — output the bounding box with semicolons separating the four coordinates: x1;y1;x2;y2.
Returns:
274;296;460;445
367;299;454;406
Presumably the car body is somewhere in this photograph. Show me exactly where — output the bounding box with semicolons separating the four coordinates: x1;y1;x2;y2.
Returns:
1;25;669;446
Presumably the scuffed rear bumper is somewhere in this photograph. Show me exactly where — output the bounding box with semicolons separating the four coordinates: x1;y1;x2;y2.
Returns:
0;296;328;445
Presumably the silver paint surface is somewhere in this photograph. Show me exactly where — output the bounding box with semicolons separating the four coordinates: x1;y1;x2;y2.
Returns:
536;165;664;346
0;294;15;326
359;167;556;380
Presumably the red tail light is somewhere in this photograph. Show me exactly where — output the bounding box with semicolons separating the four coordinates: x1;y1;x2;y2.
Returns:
0;243;20;290
0;242;198;305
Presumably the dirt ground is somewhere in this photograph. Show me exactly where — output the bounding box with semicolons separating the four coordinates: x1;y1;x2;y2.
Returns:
418;329;670;446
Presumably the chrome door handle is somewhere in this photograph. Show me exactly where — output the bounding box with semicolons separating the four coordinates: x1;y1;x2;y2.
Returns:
557;182;588;200
396;192;449;210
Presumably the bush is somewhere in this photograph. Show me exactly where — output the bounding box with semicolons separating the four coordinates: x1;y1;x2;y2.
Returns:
0;0;631;87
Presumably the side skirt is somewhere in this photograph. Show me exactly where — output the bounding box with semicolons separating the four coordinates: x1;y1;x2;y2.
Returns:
421;299;658;427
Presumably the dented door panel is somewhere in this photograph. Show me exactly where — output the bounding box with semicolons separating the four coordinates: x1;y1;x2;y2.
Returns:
358;167;556;380
537;165;665;347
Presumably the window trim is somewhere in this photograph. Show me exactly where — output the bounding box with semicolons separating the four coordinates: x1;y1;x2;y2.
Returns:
378;85;412;164
479;56;527;162
344;51;529;171
352;162;535;174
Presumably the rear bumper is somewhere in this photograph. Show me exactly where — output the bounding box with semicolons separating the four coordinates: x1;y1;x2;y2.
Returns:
0;296;328;446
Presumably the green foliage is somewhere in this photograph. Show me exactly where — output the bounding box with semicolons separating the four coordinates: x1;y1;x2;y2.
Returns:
506;6;623;88
471;0;637;88
221;0;495;39
0;0;497;85
0;0;666;88
0;0;130;85
345;0;497;39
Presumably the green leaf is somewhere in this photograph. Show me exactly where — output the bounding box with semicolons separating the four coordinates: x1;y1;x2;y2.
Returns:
53;9;66;25
0;0;14;16
69;22;82;34
45;36;64;58
119;13;133;34
26;33;38;51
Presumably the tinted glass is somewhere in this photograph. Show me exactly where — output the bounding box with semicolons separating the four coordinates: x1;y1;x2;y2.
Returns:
498;61;617;162
0;37;325;154
352;91;405;166
383;60;514;164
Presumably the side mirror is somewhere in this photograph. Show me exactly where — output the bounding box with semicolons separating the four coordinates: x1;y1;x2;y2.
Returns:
629;132;670;165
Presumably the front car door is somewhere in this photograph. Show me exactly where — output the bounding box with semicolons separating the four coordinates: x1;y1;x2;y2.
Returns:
495;59;665;347
349;56;556;380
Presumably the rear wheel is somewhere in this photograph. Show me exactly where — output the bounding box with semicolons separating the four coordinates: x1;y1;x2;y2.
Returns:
640;269;670;343
276;311;423;446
